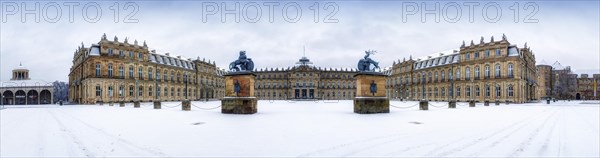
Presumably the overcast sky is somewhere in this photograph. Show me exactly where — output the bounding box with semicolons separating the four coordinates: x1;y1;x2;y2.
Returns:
1;1;599;82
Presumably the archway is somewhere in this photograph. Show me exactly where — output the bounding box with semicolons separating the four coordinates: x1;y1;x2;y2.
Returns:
2;91;14;105
40;90;52;104
27;90;39;104
576;93;581;100
15;90;26;105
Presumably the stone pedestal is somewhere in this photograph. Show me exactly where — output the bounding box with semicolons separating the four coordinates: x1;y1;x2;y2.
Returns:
182;100;191;111
484;100;490;106
153;101;161;109
354;97;389;114
448;100;456;108
222;97;257;114
133;101;140;108
419;100;429;110
99;101;104;106
119;101;125;107
222;72;258;114
353;72;389;114
469;100;476;107
495;100;500;106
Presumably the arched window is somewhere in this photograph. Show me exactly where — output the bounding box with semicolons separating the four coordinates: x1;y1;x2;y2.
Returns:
485;85;490;97
96;85;101;96
129;66;134;79
475;66;480;79
441;87;446;97
485;65;490;78
508;63;514;77
456;68;461;80
129;86;134;96
496;85;501;97
495;64;501;77
157;69;161;80
435;87;438;96
119;66;124;77
138;86;144;97
148;68;153;80
508;85;514;96
108;64;113;77
465;67;471;80
475;85;480;96
466;86;471;97
441;70;445;81
138;67;143;79
435;71;439;81
428;72;432;82
456;87;461;96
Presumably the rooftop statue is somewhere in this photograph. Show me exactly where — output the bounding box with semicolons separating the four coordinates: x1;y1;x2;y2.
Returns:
229;51;254;72
357;50;380;71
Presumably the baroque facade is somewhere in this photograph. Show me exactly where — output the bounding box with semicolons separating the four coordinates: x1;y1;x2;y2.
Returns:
253;56;358;100
68;34;226;104
384;35;538;103
576;74;600;100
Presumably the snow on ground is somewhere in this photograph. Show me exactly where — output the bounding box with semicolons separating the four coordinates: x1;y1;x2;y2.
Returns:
1;100;599;157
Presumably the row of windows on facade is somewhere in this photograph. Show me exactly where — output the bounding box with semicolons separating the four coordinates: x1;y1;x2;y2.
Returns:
393;85;516;98
255;82;356;89
257;73;354;79
255;91;356;98
94;64;220;86
390;64;515;85
105;49;213;72
94;86;215;97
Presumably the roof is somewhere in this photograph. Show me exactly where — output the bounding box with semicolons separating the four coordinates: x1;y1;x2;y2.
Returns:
413;49;460;70
1;80;54;88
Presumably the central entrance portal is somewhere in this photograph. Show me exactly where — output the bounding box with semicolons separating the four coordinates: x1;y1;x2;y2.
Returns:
294;89;315;99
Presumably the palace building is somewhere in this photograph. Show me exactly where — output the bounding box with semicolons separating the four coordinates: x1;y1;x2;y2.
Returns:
1;63;54;105
253;56;358;100
68;34;226;104
383;35;538;103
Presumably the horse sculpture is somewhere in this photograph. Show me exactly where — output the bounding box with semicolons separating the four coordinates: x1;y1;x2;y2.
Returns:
229;51;254;72
357;50;380;71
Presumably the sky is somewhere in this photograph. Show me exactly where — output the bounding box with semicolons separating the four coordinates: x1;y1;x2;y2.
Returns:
1;1;599;82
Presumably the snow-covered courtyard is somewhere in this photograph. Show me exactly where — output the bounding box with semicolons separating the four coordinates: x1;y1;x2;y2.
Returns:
1;100;599;157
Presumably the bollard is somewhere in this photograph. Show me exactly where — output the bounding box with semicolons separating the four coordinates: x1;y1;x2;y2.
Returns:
133;100;140;108
153;100;161;109
469;100;475;107
495;100;500;106
119;101;125;107
419;99;428;110
99;101;104;106
182;100;191;111
547;99;550;104
448;100;456;108
505;100;509;105
484;100;490;106
109;101;114;106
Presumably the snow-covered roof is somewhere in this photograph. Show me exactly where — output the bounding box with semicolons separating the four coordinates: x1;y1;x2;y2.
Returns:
149;53;195;70
507;46;519;56
413;49;460;70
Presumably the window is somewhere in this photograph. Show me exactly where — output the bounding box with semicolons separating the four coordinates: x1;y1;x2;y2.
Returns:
119;66;124;77
485;65;490;78
148;68;153;80
441;87;446;97
164;70;168;81
495;64;501;77
456;87;461;96
108;48;113;55
129;86;134;96
465;53;470;60
485;50;490;57
466;67;471;80
496;49;501;56
129;51;134;58
456;68;461;80
138;53;143;60
95;64;101;77
428;72;432;82
138;86;143;97
441;70;445;81
149;87;153;96
435;88;439;96
119;50;124;57
157;69;161;80
466;87;471;97
164;87;168;96
108;64;113;77
171;88;174;96
475;52;480;58
108;86;113;97
485;85;490;97
95;86;101;96
475;66;480;78
476;86;480;96
435;71;439;81
119;85;123;97
496;86;501;97
448;69;453;80
508;85;514;96
157;87;161;97
138;67;143;79
129;66;134;79
508;64;514;77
